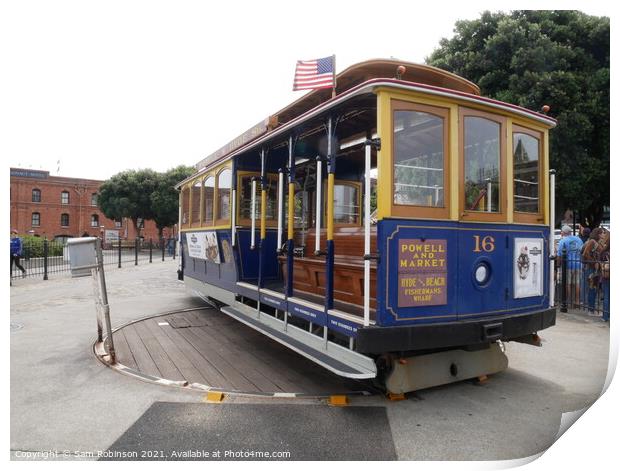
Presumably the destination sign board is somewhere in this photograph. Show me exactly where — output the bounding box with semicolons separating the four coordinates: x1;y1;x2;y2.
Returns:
397;238;448;307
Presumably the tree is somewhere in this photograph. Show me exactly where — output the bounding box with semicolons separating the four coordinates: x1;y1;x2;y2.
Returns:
427;10;609;227
98;169;160;234
150;165;194;238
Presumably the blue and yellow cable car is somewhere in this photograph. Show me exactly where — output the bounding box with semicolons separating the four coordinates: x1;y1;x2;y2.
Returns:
176;59;556;393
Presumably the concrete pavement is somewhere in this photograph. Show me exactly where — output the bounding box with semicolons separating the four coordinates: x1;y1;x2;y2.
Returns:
10;261;611;461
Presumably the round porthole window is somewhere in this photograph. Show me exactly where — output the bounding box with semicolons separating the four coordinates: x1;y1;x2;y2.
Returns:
474;263;490;285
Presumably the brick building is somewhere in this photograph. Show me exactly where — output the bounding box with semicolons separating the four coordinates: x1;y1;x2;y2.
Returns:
10;168;174;242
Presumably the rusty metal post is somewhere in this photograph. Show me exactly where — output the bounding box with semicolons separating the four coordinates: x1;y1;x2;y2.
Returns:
149;238;153;263
134;238;138;265
161;238;165;261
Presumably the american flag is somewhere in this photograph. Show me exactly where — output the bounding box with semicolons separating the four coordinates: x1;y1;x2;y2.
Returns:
293;56;335;91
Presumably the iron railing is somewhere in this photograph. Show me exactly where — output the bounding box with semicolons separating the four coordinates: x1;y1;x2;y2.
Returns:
554;247;610;319
10;237;177;280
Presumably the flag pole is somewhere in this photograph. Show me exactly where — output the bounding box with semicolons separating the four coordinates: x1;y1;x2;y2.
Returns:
331;54;336;99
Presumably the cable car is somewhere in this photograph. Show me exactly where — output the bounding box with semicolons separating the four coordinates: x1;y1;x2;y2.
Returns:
176;59;556;394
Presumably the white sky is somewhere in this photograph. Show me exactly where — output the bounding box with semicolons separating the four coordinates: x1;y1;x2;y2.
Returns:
1;0;612;180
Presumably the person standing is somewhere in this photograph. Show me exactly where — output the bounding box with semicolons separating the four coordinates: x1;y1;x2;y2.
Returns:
582;227;604;314
600;233;610;322
557;225;584;308
579;226;591;244
10;230;26;278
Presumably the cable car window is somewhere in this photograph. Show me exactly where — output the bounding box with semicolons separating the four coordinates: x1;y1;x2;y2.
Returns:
464;116;500;212
291;190;311;229
334;183;360;225
239;174;277;222
181;187;190;226
191;180;202;225
203;175;215;225
513;132;540;214
394;110;445;207
217;168;232;222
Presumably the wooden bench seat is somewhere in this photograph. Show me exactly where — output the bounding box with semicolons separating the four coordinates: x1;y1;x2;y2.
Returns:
278;226;377;310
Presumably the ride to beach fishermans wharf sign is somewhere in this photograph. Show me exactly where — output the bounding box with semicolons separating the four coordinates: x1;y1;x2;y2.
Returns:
397;239;448;307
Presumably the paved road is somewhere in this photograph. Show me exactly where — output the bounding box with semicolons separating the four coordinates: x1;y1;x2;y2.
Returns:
10;261;611;461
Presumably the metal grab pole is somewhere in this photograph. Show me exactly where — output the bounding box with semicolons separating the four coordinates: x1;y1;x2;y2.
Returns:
315;157;322;254
363;142;371;327
117;237;121;268
549;169;556;308
486;178;492;212
231;188;237;247
285;135;296;307
250;178;257;250
277;169;284;251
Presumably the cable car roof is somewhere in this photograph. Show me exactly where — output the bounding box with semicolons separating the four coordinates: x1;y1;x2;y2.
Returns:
181;59;556;187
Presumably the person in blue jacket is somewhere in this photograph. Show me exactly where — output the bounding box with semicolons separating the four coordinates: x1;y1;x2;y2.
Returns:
10;230;26;278
557;225;583;308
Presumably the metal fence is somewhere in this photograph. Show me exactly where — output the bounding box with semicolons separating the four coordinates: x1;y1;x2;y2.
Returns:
554;248;610;319
10;237;177;280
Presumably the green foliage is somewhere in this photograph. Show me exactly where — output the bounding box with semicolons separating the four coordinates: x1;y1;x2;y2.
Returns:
20;236;63;258
98;169;160;231
150;165;195;235
98;166;194;237
427;10;609;227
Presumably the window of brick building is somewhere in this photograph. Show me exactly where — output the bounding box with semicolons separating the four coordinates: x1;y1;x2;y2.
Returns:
91;214;99;227
91;193;98;206
61;213;70;227
32;212;41;227
32;189;41;202
61;191;70;205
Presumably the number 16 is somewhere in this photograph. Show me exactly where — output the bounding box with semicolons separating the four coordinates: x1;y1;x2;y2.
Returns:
473;235;495;252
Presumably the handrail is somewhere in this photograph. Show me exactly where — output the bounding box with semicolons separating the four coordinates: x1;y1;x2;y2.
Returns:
315;157;323;254
363;141;372;327
277;169;284;250
250;178;257;250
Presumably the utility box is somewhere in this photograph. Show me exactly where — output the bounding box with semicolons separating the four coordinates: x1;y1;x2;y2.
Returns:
66;237;98;277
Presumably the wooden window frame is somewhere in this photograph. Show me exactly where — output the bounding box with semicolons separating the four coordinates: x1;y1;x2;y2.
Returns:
236;171;279;227
32;188;41;203
202;174;215;227
459;107;507;223
323;179;363;227
190;179;202;228
60;213;70;227
31;212;41;227
391;100;451;220
512;124;545;224
61;190;70;205
215;167;232;227
181;186;190;229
